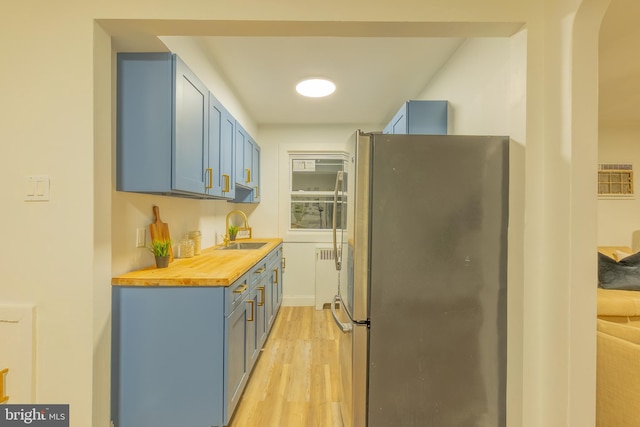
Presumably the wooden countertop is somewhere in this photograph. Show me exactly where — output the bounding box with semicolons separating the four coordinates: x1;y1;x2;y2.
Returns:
112;238;283;287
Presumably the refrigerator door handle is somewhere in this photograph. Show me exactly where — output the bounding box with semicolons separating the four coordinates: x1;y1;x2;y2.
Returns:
330;295;352;333
332;171;344;271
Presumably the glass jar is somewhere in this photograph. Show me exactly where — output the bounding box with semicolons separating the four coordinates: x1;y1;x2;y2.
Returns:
179;238;194;258
188;230;202;255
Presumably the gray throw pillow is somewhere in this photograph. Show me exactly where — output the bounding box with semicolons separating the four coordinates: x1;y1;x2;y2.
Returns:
598;252;640;290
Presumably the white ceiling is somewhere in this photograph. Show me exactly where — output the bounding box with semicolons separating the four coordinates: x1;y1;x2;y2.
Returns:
191;10;639;127
196;36;465;125
106;2;638;127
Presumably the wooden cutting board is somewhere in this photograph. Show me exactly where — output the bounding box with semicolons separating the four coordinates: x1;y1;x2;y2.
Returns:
149;205;173;261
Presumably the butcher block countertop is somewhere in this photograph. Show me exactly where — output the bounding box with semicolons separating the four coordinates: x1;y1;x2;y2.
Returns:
112;238;282;287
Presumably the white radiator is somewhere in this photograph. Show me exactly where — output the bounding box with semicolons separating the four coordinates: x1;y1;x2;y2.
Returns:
315;248;340;310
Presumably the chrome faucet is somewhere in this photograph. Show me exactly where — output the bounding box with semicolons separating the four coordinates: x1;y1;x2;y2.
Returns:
224;210;249;246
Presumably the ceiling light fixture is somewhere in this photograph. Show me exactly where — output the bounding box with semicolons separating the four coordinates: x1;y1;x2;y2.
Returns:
296;78;336;98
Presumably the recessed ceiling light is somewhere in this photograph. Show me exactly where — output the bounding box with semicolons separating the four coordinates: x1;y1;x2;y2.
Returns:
296;78;336;98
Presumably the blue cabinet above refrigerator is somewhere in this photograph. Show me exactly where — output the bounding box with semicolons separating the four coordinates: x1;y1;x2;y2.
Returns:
383;100;450;135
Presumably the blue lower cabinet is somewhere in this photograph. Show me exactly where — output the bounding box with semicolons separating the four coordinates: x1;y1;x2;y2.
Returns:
225;286;250;423
111;245;284;427
111;287;225;427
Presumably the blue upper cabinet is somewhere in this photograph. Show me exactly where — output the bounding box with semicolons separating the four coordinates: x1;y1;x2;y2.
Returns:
174;56;210;194
251;143;261;203
234;122;247;186
116;52;245;200
383;100;450;135
232;121;260;203
220;106;236;199
208;95;235;199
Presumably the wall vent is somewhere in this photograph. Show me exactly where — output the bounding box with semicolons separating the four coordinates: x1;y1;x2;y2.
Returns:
598;163;634;198
315;248;339;310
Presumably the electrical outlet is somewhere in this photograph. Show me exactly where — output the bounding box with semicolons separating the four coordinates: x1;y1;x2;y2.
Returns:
136;228;146;248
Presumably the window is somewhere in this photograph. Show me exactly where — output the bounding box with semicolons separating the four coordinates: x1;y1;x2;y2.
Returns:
598;163;633;197
289;152;348;230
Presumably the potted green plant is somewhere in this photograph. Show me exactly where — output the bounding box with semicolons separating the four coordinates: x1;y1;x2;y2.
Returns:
148;239;172;268
228;225;239;242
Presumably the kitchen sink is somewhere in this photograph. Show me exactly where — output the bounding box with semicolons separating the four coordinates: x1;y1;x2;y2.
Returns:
218;242;268;250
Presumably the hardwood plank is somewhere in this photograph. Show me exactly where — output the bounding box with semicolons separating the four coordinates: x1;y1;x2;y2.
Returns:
230;306;344;427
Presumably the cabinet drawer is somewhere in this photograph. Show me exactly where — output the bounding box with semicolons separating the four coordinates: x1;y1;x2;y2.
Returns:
266;245;282;266
249;259;268;288
226;275;250;316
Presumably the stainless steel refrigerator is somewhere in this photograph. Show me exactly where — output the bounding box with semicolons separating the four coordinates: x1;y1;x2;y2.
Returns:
331;131;508;427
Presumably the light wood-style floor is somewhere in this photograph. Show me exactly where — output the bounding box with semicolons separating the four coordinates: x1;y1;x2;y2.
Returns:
230;306;345;427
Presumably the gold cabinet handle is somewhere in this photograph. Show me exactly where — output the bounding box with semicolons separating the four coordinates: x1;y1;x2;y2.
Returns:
258;286;265;306
233;284;247;294
273;268;279;284
205;168;213;189
222;174;230;192
247;299;255;322
254;267;266;274
254;186;259;198
0;368;8;404
245;168;251;183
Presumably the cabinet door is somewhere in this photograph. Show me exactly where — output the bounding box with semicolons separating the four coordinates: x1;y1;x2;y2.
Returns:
276;257;283;313
234;122;257;191
220;107;235;199
207;95;237;199
256;281;267;349
384;102;408;134
235;122;247;185
231;123;260;203
226;299;249;422
244;137;254;187
251;284;267;366
406;100;448;135
268;257;283;326
252;142;261;202
173;56;209;194
247;288;261;370
207;95;224;197
262;274;272;337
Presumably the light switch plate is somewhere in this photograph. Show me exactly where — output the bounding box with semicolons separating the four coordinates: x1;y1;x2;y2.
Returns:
136;228;146;248
24;175;50;201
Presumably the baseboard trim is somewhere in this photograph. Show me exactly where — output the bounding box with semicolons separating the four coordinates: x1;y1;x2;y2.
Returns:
282;296;315;307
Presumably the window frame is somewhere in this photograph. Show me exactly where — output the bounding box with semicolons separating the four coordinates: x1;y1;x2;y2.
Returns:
288;151;349;232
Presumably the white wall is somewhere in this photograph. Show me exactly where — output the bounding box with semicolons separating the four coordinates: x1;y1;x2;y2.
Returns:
598;123;640;247
417;38;513;136
259;124;375;305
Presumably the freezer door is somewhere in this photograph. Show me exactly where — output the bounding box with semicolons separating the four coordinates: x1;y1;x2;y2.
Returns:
349;131;371;322
332;300;368;427
331;130;371;427
367;135;508;427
